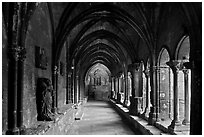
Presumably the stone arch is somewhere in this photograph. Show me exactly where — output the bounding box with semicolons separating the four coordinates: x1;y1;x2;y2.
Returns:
175;35;191;125
157;48;174;121
175;35;190;61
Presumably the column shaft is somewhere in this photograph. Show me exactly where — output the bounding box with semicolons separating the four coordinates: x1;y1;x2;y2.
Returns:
123;73;129;106
142;69;150;118
7;48;20;134
17;47;26;133
167;60;182;131
182;69;190;125
148;66;158;124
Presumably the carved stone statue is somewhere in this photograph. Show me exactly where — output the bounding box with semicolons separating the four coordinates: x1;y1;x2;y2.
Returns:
36;78;55;121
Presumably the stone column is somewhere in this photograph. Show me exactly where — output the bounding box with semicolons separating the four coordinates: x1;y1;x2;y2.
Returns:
17;47;26;133
110;77;112;98
148;65;158;125
114;77;116;99
6;3;26;134
111;77;115;99
74;75;79;103
117;75;121;103
182;69;190;125
67;73;72;103
123;72;129;106
155;66;160;121
7;47;21;135
128;63;142;116
52;65;58;113
142;69;151;118
72;67;75;103
167;60;182;132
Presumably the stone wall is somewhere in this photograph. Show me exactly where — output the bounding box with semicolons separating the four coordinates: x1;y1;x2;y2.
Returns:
41;106;76;135
57;44;67;108
23;3;53;128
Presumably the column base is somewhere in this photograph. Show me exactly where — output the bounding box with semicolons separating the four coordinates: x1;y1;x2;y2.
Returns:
123;98;129;107
18;125;26;134
51;107;58;114
129;97;142;116
111;91;115;99
6;127;19;135
168;120;182;132
182;119;190;125
116;93;122;104
148;107;157;125
141;107;150;120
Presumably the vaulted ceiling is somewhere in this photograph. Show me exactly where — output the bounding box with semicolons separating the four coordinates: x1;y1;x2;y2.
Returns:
50;2;156;75
3;2;198;77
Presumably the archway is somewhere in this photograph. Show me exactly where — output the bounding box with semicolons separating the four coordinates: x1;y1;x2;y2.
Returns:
176;36;191;125
85;63;111;101
158;48;173;121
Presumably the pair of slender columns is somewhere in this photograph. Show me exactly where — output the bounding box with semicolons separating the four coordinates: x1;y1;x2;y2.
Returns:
7;46;26;135
6;3;27;134
167;60;191;131
148;66;160;124
114;73;126;104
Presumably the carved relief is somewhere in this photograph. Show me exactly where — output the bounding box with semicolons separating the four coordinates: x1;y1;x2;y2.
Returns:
36;78;55;121
35;46;48;70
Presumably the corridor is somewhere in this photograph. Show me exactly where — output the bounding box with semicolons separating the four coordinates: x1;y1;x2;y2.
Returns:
71;100;138;135
2;2;202;135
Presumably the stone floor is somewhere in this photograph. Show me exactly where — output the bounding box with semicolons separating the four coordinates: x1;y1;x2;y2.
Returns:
69;100;141;135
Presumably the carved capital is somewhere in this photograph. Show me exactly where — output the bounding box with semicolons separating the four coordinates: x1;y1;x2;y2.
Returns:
166;60;183;73
8;46;25;61
128;62;142;71
128;72;132;78
117;72;123;78
143;69;150;78
182;69;190;75
183;61;192;69
18;47;26;61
